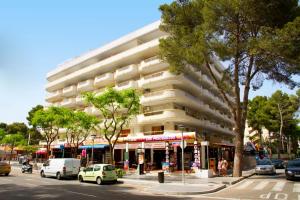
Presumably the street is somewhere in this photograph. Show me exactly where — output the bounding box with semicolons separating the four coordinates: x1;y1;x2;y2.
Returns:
1;168;300;200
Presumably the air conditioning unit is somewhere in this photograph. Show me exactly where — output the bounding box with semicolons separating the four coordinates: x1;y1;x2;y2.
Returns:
144;88;151;93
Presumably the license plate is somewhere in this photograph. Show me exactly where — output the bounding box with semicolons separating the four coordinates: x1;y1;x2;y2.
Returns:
295;174;300;177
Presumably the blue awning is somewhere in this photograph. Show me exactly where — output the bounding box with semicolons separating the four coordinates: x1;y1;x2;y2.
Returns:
79;144;108;149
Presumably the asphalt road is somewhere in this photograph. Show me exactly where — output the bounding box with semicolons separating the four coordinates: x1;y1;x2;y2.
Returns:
0;168;186;200
191;169;300;200
1;168;298;200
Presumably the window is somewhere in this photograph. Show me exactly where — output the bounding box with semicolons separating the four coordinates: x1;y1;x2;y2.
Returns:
103;165;115;171
94;166;101;171
85;167;93;172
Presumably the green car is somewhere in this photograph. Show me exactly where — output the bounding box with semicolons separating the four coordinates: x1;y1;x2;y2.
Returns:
78;164;118;185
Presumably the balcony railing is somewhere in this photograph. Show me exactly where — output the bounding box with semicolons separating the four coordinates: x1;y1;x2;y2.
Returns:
115;64;138;81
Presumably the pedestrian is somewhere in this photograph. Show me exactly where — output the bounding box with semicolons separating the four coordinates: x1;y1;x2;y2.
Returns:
218;158;223;176
221;158;228;176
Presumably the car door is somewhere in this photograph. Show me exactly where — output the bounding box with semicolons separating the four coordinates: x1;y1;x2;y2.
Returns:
43;160;52;176
83;166;94;181
93;165;101;182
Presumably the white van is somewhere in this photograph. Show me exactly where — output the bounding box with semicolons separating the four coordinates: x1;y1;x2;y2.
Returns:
40;158;81;180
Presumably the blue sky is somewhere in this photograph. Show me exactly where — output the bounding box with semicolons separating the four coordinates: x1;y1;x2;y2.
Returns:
0;0;298;124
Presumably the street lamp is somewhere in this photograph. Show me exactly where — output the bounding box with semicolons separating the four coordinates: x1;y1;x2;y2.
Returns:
178;124;185;184
90;134;96;164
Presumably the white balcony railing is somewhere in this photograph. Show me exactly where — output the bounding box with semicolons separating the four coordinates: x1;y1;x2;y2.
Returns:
46;90;63;102
139;56;168;74
138;71;180;88
62;85;77;97
115;64;138;81
61;98;76;107
77;79;94;92
115;80;138;91
94;72;114;88
76;95;85;106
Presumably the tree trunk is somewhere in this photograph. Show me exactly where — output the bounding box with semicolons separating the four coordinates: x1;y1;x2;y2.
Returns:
109;144;114;165
233;129;243;177
9;147;13;164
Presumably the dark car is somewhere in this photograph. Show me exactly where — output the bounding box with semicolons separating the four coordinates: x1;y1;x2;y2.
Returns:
285;160;300;180
271;159;285;169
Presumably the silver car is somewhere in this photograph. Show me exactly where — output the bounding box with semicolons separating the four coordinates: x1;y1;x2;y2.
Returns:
255;159;276;175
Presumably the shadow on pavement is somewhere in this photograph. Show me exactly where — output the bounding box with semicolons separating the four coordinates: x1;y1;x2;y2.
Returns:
0;182;191;200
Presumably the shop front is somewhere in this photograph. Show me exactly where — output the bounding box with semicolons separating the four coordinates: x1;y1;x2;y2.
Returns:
114;131;200;173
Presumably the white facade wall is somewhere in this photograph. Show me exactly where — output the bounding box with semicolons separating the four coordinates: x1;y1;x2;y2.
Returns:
45;21;234;142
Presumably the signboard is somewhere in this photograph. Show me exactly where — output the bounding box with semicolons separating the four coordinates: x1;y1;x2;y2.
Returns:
114;142;166;149
118;132;196;143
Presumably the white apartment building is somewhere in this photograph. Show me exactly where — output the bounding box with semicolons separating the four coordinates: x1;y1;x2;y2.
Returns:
45;21;235;170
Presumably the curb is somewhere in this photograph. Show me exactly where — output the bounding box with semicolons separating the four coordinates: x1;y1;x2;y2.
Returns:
145;184;227;195
229;172;255;185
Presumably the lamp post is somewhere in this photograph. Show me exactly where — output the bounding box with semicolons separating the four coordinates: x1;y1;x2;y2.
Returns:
178;124;185;184
90;134;96;164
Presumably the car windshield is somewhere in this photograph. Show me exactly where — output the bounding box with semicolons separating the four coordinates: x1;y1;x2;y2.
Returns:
257;159;272;165
288;161;300;168
103;165;115;171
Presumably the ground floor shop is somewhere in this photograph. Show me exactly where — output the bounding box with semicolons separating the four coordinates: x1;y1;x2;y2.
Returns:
113;131;234;174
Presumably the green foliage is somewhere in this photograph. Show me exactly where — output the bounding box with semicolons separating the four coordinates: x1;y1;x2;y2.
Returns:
6;122;28;136
27;105;44;127
115;168;126;178
31;106;66;154
84;87;140;163
159;0;300;177
61;108;99;153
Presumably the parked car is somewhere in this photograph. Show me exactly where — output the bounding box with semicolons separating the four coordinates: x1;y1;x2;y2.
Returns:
40;158;80;180
78;164;118;185
285;160;300;180
271;159;285;169
0;162;11;176
255;159;276;175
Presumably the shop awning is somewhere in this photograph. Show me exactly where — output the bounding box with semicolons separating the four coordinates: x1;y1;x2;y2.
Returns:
79;144;108;149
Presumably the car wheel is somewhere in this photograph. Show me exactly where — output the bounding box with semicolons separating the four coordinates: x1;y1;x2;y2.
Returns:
56;172;62;180
78;175;84;182
113;179;118;184
21;170;25;173
29;169;32;174
96;177;102;185
40;171;45;178
5;173;9;176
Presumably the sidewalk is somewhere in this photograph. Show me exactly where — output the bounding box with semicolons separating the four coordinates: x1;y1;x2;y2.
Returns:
120;169;255;195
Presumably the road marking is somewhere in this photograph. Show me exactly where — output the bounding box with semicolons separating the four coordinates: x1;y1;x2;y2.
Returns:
253;181;269;190
272;181;285;192
236;180;254;189
294;183;300;193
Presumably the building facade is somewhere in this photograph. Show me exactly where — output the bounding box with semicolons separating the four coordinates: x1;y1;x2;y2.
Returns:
45;21;235;172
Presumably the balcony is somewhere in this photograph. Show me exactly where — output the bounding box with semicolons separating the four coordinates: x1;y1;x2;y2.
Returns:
46;90;63;102
115;64;139;81
84;106;101;116
115;80;138;91
139;56;169;74
94;72;114;88
76;95;85;106
62;85;77;97
60;98;76;108
77;79;94;92
138;71;182;88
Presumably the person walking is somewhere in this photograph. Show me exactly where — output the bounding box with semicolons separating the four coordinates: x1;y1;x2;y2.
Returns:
221;158;228;176
217;158;222;176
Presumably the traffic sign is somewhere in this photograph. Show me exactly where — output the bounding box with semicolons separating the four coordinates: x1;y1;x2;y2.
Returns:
180;141;187;149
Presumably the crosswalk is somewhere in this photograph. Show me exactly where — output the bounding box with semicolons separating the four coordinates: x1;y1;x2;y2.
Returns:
234;180;299;193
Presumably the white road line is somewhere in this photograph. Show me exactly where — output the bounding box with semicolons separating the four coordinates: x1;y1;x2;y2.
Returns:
294;183;300;193
236;180;254;189
298;194;300;200
253;181;269;190
271;181;285;191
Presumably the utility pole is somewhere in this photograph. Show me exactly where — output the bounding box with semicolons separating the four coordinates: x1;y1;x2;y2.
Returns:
277;103;283;159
